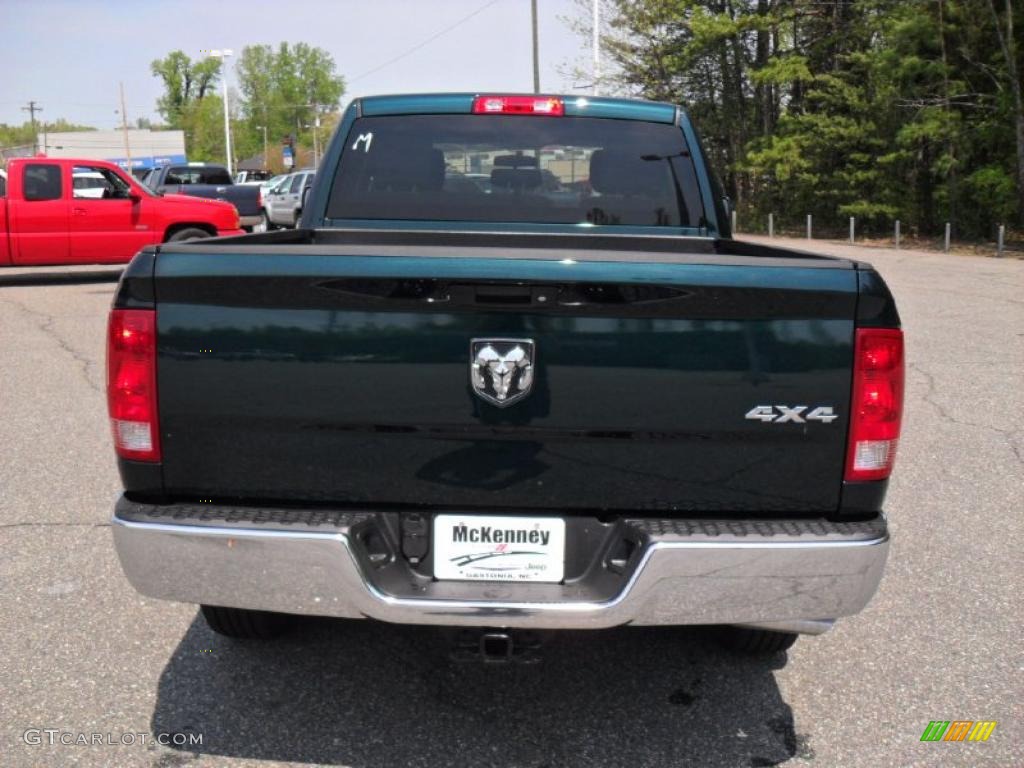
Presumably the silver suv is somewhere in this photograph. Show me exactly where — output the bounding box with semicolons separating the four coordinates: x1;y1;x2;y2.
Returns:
265;170;315;228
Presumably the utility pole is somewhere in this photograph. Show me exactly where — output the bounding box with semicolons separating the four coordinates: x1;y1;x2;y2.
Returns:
531;0;540;94
119;82;132;172
312;120;319;169
22;101;42;154
305;104;321;169
260;106;269;170
592;0;601;95
256;124;268;171
313;104;319;168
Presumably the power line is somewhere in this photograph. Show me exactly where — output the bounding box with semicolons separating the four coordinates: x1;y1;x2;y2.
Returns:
349;0;501;83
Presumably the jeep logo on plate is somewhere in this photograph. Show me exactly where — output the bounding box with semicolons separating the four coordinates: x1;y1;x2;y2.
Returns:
470;338;535;407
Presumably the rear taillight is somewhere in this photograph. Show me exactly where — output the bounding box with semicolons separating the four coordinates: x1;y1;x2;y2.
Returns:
845;328;904;481
472;95;564;116
107;309;160;462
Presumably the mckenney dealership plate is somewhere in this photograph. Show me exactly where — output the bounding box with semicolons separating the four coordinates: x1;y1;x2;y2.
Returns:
433;515;566;583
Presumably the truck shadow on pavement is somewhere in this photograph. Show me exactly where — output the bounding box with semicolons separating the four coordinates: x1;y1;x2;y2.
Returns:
151;614;810;767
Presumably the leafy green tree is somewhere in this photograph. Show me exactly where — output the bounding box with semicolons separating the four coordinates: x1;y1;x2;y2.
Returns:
235;42;345;167
581;0;1023;236
150;51;222;126
149;50;225;162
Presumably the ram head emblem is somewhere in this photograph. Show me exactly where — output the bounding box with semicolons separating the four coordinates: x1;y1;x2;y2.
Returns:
470;339;536;407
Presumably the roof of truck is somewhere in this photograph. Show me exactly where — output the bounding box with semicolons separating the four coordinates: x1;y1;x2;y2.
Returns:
7;157;126;167
355;93;680;124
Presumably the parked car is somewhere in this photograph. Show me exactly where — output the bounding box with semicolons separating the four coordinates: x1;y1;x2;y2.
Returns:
110;93;902;658
137;167;159;189
252;175;291;231
71;169;109;199
0;157;243;266
444;171;493;195
260;174;288;195
143;162;263;231
264;169;315;228
234;170;274;185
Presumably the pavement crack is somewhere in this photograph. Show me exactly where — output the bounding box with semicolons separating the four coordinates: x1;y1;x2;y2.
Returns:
0;295;103;394
910;361;1024;466
910;361;1013;434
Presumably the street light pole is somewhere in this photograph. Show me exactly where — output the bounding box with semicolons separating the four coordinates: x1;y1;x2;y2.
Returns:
592;0;600;95
119;82;132;172
531;0;540;94
208;49;234;175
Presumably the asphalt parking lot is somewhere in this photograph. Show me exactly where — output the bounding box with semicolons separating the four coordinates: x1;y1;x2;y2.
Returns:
1;238;1021;768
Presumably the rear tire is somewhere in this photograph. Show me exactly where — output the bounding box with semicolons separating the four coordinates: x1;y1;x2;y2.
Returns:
717;627;798;655
200;605;293;639
166;227;212;243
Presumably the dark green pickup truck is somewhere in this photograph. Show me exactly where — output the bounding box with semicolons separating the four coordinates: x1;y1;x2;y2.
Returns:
109;94;903;657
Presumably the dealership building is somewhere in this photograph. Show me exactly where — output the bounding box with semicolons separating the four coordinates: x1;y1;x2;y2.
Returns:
36;128;186;172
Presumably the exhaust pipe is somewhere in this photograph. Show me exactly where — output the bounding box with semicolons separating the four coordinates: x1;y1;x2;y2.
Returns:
738;619;835;636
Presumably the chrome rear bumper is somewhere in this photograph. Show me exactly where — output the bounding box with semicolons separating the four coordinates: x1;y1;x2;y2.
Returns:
111;497;888;632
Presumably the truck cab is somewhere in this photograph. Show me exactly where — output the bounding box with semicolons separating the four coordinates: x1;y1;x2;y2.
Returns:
0;157;243;267
144;162;263;231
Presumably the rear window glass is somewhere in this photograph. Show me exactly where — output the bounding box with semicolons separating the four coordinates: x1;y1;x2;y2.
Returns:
327;114;704;228
165;166;232;185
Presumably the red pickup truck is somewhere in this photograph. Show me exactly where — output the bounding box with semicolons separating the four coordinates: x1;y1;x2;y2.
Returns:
0;157;243;267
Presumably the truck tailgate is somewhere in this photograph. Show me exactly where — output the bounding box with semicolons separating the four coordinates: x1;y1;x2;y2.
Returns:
152;236;858;514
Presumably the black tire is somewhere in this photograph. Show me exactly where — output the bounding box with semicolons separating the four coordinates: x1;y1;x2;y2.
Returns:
200;605;293;639
717;627;799;654
166;227;212;243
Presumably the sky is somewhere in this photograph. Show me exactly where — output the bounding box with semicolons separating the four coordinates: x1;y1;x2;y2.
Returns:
0;0;596;129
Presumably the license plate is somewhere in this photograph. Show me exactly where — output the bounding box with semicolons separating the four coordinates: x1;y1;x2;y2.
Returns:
433;515;566;583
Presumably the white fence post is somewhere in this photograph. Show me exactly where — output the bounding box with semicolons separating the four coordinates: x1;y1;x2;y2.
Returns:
849;216;855;244
944;222;951;253
806;214;812;239
768;213;774;238
895;220;901;249
997;224;1005;257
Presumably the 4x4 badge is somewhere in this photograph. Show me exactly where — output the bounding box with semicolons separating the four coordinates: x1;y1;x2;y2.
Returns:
470;339;535;407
